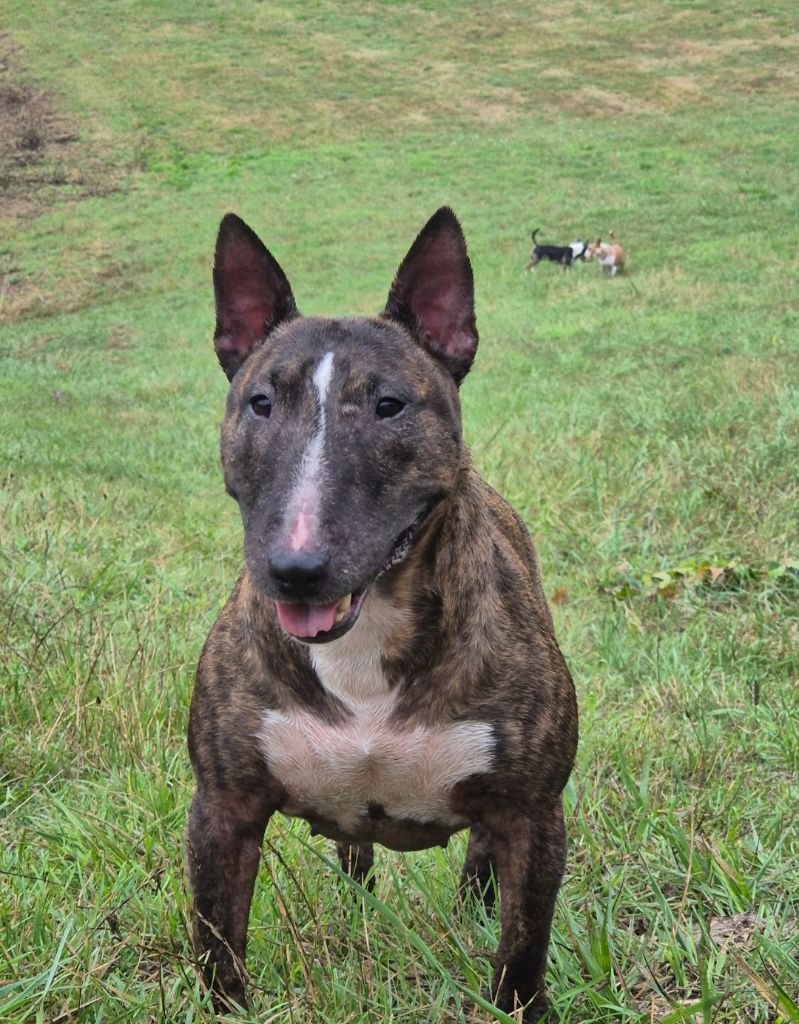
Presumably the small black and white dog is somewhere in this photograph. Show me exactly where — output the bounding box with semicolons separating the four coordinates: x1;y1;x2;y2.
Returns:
526;229;587;271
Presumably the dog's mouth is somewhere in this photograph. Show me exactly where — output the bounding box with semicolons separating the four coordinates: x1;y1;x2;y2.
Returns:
380;506;429;574
274;506;433;644
275;587;367;642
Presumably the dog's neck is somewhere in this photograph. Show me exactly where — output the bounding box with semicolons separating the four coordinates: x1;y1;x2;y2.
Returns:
309;592;410;704
309;469;490;708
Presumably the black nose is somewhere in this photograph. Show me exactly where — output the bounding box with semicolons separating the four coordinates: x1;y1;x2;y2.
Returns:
268;549;330;599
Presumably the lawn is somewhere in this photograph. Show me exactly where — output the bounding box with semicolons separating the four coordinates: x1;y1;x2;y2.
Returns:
1;1;798;1021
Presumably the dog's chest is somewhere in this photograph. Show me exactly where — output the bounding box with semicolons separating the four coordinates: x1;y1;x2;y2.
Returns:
256;599;495;838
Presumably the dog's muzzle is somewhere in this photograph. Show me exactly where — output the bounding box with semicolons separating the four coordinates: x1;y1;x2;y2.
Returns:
272;504;435;643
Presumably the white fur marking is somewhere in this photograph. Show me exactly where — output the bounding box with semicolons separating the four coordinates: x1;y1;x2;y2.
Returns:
258;708;494;832
312;349;334;405
257;593;495;831
310;591;405;703
285;351;334;552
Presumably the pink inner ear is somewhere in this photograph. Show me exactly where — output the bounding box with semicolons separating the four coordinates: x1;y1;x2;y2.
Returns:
218;280;272;342
411;280;474;358
215;284;268;374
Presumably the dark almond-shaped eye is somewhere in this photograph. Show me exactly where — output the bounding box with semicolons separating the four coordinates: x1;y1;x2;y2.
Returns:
250;394;272;418
376;397;406;419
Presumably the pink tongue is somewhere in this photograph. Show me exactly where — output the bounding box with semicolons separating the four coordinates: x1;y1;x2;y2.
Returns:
275;599;340;638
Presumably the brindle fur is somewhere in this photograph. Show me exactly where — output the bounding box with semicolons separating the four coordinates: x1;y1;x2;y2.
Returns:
186;208;577;1021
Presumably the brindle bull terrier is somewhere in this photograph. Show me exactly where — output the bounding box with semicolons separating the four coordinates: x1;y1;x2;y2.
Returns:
186;207;577;1022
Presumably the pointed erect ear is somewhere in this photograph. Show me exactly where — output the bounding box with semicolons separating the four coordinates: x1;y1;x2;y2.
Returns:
383;207;478;385
213;213;299;380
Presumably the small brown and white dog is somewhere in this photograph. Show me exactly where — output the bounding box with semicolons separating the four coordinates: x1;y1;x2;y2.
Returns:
585;234;625;276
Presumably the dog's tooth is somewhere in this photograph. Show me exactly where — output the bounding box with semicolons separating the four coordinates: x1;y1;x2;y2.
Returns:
333;593;352;623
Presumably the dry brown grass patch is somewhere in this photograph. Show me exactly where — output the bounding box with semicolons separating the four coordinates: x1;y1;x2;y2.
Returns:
0;34;118;222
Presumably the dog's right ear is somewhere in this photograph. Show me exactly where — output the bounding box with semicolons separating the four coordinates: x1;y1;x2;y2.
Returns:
213;214;299;380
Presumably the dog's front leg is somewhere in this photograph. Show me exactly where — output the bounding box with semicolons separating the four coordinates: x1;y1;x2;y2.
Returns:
486;801;567;1022
186;789;272;1009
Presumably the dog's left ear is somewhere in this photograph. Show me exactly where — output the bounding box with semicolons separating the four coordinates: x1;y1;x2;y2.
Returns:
384;207;478;385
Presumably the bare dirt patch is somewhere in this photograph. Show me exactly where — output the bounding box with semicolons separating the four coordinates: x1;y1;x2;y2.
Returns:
560;84;658;119
0;34;117;218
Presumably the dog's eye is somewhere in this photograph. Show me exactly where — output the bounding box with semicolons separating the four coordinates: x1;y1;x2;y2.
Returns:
376;397;405;419
250;395;272;418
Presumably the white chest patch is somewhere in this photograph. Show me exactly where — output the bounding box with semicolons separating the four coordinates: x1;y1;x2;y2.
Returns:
257;595;495;833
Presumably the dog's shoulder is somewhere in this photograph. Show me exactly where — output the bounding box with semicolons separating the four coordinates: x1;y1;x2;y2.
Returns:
465;471;545;578
438;470;555;636
474;475;535;557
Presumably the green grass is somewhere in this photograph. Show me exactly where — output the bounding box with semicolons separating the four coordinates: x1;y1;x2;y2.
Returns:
1;1;798;1021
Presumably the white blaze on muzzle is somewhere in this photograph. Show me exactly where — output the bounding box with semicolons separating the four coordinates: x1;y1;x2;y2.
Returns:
284;351;335;554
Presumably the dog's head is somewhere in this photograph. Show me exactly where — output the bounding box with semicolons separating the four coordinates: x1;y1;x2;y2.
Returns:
569;240;588;261
212;208;477;642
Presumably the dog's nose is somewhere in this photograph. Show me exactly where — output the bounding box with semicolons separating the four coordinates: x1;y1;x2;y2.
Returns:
268;549;330;598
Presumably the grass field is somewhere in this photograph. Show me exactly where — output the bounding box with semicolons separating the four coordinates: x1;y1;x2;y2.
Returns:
2;1;798;1021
